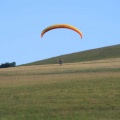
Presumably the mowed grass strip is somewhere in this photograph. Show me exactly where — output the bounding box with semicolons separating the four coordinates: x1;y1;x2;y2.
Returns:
0;60;120;120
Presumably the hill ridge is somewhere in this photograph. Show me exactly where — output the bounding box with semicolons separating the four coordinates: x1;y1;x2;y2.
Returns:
23;44;120;66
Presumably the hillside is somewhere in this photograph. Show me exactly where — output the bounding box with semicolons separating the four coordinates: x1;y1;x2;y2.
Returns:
1;57;120;120
23;44;120;66
1;45;120;119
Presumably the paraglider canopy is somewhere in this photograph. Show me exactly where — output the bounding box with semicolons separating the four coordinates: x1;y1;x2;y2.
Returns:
41;24;83;39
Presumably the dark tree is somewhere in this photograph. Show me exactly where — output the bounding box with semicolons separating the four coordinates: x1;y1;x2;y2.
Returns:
0;62;16;68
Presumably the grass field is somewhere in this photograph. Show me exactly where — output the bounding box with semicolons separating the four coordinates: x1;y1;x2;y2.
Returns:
0;58;120;120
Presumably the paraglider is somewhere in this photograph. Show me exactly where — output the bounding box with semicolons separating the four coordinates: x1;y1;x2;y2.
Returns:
41;24;83;38
58;59;63;65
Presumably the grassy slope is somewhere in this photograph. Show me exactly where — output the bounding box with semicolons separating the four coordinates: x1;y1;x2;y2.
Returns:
24;44;120;66
0;59;120;120
0;44;120;119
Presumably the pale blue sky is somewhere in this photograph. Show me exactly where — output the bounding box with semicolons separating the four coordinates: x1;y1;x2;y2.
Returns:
0;0;120;65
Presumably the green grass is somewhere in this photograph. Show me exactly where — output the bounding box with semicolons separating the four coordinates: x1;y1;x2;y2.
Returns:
0;59;120;120
23;44;120;66
0;77;120;120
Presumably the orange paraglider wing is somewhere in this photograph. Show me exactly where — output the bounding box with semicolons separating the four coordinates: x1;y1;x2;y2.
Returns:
41;24;83;39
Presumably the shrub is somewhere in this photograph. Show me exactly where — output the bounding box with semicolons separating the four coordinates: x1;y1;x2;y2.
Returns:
0;62;16;68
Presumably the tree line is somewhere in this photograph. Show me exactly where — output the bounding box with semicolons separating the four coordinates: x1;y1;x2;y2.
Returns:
0;62;16;68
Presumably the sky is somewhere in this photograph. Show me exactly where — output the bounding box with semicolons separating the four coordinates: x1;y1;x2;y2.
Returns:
0;0;120;65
